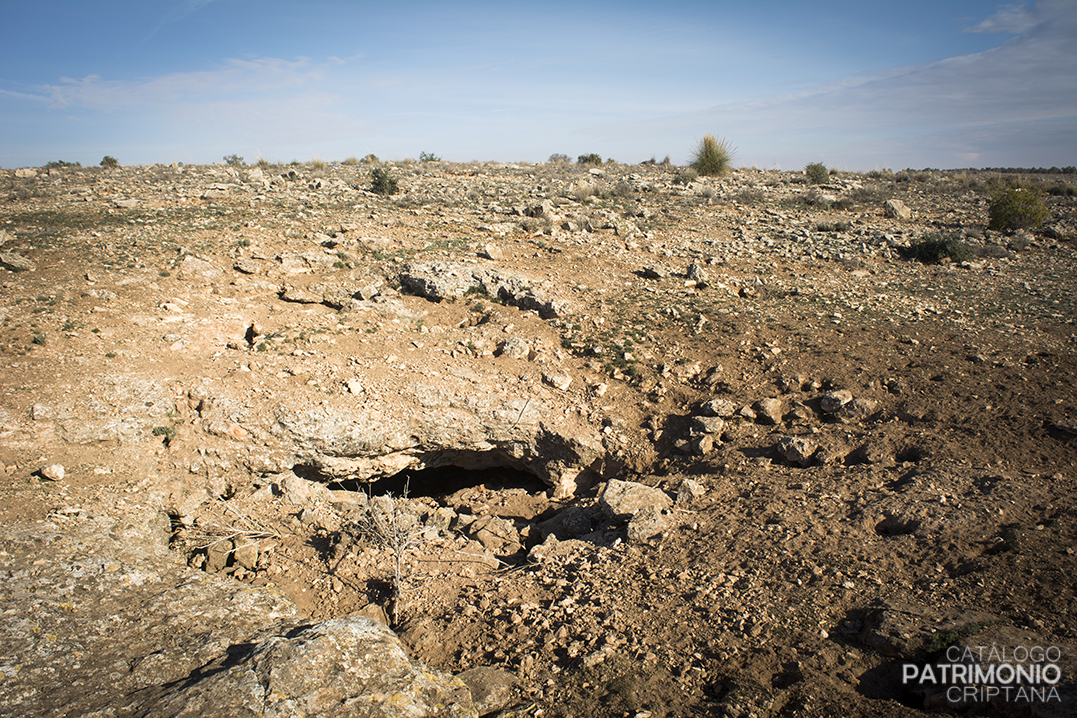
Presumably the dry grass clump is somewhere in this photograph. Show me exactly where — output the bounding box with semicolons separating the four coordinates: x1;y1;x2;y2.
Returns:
690;134;735;177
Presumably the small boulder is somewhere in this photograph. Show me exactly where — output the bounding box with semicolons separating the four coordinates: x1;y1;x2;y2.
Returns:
775;436;817;467
542;371;572;391
479;244;503;260
884;199;913;221
820;389;854;413
497;337;531;360
754;397;784;425
457;667;517;716
205;539;233;573
468;515;521;554
0;251;36;273
39;463;65;481
536;506;592;540
627;505;671;542
690;415;725;434
599;479;672;519
676;479;706;505
701;398;736;417
837;397;879;423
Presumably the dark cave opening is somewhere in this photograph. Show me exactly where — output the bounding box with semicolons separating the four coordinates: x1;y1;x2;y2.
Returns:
326;464;548;501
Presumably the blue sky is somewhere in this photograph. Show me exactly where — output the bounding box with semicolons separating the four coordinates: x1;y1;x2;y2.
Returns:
1;1;1074;170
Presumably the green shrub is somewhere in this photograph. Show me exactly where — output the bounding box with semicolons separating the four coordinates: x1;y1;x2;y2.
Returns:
418;151;440;163
100;156;119;169
223;154;244;167
690;134;735;176
805;162;829;185
362;153;380;164
577;153;603;165
44;160;80;169
988;187;1049;231
370;167;399;195
673;168;698;185
902;233;973;264
152;425;177;446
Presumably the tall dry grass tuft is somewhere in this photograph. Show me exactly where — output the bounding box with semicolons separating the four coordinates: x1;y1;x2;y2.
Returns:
691;134;735;177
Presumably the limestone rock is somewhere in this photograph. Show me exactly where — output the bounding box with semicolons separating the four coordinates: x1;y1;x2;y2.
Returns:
525;199;556;218
39;463;65;481
0;251;36;272
775;436;817;467
479;243;503;260
701;398;736;418
468;515;521;554
691;434;715;455
399;262;568;318
457;666;517;716
275;391;608;497
542;371;572;391
204;538;233;572
400;262;479;302
177;254;223;281
497;337;531;360
858;601;935;658
141;618;476;718
819;389;854;413
599;479;672;519
279;283;325;304
279;473;332;505
232;540;259;569
233;257;262;274
884;199;912;220
754;397;784;425
837;397;879;423
536;506;593;540
676;478;706;505
686;262;708;286
0;509;302;717
627;505;671;542
690;415;725;434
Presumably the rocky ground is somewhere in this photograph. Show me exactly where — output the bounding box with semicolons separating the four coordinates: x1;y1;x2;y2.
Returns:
1;158;1075;717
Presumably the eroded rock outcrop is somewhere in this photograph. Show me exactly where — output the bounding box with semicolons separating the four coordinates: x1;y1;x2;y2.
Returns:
0;504;477;718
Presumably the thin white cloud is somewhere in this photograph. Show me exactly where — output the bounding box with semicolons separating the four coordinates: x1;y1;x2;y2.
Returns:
143;0;218;43
0;87;51;103
593;0;1077;168
43;56;329;110
964;2;1038;34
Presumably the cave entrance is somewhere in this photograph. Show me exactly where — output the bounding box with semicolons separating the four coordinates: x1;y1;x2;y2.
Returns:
327;464;548;502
